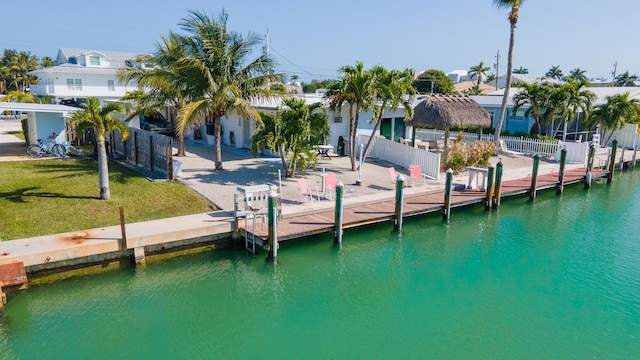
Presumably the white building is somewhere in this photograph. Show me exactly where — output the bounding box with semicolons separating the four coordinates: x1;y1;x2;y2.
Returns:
28;48;143;103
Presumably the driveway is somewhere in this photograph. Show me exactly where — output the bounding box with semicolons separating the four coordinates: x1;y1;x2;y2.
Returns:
0;116;28;161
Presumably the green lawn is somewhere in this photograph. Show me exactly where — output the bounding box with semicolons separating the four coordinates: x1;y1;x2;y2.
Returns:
7;130;25;141
0;159;216;241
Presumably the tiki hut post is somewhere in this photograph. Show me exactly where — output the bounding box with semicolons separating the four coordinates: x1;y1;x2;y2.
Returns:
406;95;491;168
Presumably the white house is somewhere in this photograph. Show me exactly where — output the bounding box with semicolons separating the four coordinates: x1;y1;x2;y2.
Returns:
28;48;144;104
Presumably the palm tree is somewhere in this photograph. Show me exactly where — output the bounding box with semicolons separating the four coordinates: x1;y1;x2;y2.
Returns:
119;32;192;156
361;66;415;163
68;97;129;200
176;10;281;171
251;98;329;177
468;61;491;86
567;68;587;82
326;61;375;171
589;92;640;145
512;82;551;135
556;80;595;141
513;66;529;74
545;65;564;81
0;90;36;103
40;56;54;68
613;71;639;87
493;0;525;150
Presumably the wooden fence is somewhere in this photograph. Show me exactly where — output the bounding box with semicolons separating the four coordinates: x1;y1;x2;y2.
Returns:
111;128;174;179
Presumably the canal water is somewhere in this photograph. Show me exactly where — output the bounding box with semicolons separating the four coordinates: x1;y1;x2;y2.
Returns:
2;171;640;359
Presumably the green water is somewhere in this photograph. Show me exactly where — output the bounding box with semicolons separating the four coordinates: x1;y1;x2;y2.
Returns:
2;172;640;359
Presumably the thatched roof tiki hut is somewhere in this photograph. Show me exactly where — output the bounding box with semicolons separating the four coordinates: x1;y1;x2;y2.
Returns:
406;95;491;167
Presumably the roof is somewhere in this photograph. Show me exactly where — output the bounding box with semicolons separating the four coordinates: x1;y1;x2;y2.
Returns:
0;102;80;114
454;81;497;95
57;48;142;65
406;95;491;128
29;63;122;76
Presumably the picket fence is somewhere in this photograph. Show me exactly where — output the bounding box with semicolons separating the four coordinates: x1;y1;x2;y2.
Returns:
357;134;441;180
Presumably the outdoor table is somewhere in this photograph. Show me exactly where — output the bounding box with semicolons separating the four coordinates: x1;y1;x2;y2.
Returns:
315;145;333;160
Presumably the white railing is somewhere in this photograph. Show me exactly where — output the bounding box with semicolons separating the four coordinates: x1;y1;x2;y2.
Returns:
357;135;441;180
415;129;560;157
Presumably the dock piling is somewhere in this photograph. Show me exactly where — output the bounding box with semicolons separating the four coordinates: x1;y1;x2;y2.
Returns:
334;181;344;243
267;191;278;259
394;175;405;231
485;165;495;211
557;148;567;194
633;145;637;168
492;161;503;209
620;148;625;171
608;139;618;184
134;247;146;266
585;145;595;189
119;206;127;251
443;169;453;223
0;282;5;315
529;155;540;200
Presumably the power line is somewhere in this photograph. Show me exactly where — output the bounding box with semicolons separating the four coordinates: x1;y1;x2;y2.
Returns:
269;46;338;80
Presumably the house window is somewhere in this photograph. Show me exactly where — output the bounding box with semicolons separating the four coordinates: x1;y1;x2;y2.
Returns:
107;80;115;91
89;56;100;66
333;116;342;123
66;78;82;90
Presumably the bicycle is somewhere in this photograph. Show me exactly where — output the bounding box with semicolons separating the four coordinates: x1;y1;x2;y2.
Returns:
26;133;67;158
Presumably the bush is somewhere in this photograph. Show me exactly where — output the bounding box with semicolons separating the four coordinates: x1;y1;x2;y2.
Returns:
445;140;496;172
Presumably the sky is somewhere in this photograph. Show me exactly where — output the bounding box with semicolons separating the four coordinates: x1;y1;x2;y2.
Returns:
2;0;639;83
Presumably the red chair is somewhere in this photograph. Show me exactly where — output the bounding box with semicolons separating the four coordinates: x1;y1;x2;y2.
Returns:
297;178;320;202
409;165;428;187
325;173;337;200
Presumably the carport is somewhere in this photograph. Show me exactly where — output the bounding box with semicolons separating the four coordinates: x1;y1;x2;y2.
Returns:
0;102;79;145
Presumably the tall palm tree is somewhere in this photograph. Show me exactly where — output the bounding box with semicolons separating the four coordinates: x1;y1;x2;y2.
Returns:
119;32;193;156
589;92;640;145
556;80;595;141
68;97;129;200
468;61;491;86
176;10;280;171
326;61;375;171
40;56;55;68
613;71;639;87
545;65;564;81
513;66;529;74
512;82;551;135
493;0;525;150
361;66;415;163
567;68;587;82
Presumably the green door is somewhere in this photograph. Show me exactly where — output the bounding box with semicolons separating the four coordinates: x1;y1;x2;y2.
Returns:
380;118;392;140
393;117;406;142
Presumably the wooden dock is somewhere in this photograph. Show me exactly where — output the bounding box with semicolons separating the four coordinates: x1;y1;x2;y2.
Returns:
241;167;609;243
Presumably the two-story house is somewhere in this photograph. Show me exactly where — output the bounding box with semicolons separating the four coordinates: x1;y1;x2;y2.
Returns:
28;48;144;104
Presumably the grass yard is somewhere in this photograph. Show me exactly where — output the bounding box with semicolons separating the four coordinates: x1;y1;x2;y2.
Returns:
0;158;216;241
6;130;25;141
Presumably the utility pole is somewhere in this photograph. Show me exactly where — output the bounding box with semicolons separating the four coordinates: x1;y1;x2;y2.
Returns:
612;61;618;83
264;29;271;91
494;50;500;90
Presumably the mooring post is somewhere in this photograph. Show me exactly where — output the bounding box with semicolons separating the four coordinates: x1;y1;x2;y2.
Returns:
557;147;567;194
334;181;344;244
608;139;618;184
619;147;625;171
0;281;5;315
119;206;127;251
485;165;495;211
443;169;453;223
394;175;405;231
585;145;595;189
529;154;540;200
632;145;637;168
267;190;278;259
492;161;503;209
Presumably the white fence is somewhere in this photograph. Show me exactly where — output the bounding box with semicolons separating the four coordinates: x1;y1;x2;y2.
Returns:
610;124;640;149
358;135;441;180
415;128;561;157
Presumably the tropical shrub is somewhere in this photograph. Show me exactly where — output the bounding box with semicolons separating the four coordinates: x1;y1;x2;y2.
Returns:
446;140;496;172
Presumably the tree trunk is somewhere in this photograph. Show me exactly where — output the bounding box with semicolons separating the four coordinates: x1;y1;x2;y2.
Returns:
350;105;361;171
361;102;387;164
97;138;110;200
348;105;356;171
214;117;223;171
279;143;290;177
176;133;186;157
494;21;517;152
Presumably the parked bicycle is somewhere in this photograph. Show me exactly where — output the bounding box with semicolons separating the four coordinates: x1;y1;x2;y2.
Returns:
26;133;67;158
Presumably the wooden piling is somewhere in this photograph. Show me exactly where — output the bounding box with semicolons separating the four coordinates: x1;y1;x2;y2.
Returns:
443;169;453;223
557;148;567;194
0;282;5;315
267;191;278;259
585;145;596;189
485;165;495;211
334;182;344;243
608;139;618;184
620;147;625;171
492;161;503;209
633;145;637;168
529;155;540;200
119;206;127;251
394;175;405;231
